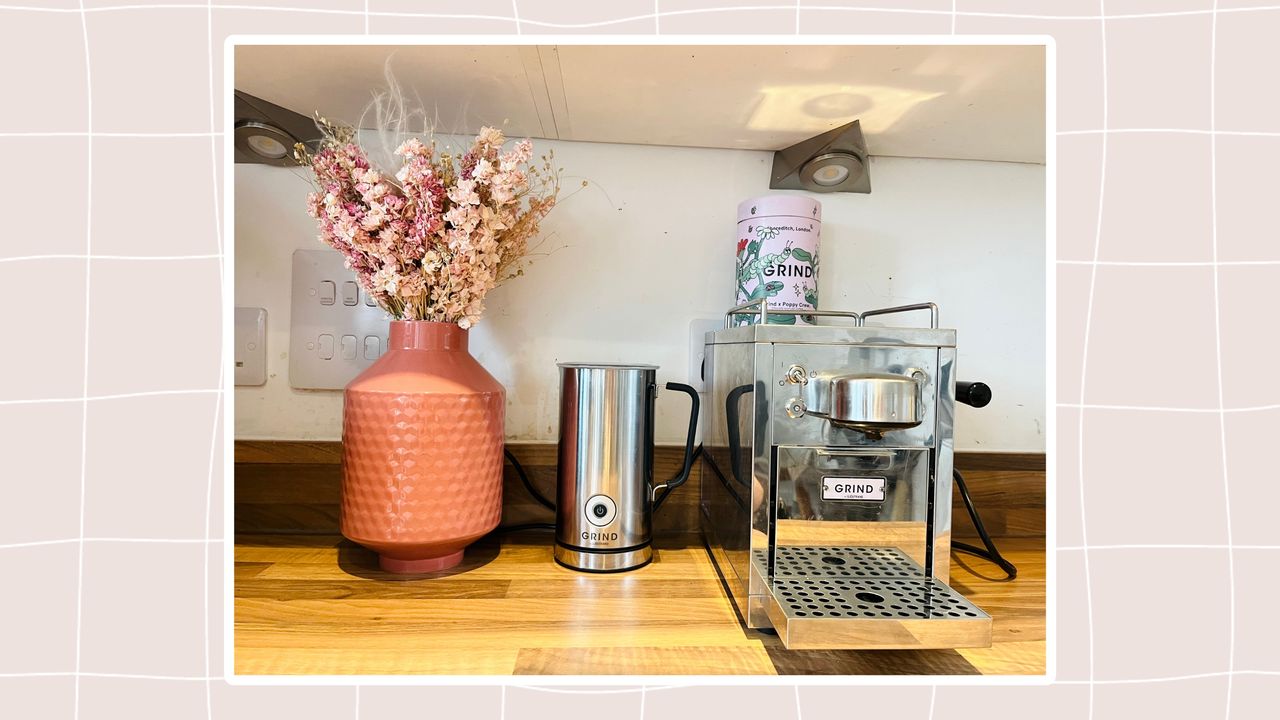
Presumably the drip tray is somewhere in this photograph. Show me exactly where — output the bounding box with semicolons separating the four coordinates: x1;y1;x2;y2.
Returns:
768;545;925;579
754;546;992;650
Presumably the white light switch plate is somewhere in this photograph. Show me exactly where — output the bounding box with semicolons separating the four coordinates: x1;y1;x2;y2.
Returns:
688;317;720;393
289;249;390;390
234;307;267;386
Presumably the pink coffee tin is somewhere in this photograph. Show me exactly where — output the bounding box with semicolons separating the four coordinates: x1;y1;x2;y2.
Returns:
735;195;822;325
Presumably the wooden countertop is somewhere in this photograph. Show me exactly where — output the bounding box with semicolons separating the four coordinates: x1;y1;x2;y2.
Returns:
234;532;1045;676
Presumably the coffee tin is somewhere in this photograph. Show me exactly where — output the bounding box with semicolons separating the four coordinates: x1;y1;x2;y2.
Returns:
735;195;821;325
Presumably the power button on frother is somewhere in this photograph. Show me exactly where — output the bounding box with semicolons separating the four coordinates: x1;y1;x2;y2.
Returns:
585;494;617;527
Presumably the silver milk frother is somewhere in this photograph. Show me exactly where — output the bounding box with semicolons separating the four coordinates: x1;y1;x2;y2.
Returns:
553;363;699;572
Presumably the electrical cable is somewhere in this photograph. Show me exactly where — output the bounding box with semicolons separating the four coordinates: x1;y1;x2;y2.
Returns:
950;467;1018;581
492;449;556;535
505;447;555;511
491;522;555;534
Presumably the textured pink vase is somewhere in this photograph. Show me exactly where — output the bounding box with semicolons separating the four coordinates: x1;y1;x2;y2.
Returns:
341;321;505;574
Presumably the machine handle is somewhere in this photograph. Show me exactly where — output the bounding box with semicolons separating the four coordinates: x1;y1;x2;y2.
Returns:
723;298;864;328
652;382;701;502
724;300;939;329
956;381;992;408
723;384;753;489
860;302;939;329
724;297;769;328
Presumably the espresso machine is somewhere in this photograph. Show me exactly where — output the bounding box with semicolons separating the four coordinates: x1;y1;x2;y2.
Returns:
701;300;992;650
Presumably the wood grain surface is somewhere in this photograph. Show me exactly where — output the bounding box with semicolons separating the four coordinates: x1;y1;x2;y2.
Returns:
234;532;1045;676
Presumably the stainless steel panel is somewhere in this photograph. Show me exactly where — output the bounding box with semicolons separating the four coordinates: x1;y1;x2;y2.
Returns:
748;341;776;606
932;346;957;582
773;447;931;569
699;340;764;624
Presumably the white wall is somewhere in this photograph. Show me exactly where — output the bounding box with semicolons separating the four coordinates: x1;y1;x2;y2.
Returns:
234;137;1045;451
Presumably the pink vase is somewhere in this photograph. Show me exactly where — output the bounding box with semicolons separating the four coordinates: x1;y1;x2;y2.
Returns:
340;321;505;573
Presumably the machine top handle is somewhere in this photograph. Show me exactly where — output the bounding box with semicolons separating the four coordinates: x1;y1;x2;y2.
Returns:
860;302;939;329
723;300;939;329
723;298;865;328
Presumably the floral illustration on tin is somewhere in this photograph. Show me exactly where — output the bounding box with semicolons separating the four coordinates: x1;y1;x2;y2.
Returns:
791;245;819;322
736;223;818;325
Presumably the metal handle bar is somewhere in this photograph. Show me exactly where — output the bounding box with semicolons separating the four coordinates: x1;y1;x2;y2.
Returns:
860;302;939;329
723;298;864;329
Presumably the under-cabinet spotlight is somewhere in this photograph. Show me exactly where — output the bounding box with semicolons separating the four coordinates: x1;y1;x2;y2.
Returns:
235;120;299;166
233;91;321;167
770;119;871;194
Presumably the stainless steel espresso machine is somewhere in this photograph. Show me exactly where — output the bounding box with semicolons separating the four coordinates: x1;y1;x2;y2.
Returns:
701;300;992;650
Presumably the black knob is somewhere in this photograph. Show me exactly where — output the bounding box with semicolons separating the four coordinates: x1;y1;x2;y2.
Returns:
592;503;608;518
957;381;992;408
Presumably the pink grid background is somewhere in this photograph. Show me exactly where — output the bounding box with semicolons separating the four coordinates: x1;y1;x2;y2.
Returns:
1;0;1276;717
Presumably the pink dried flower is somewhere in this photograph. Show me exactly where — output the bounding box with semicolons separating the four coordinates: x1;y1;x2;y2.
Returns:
300;123;560;326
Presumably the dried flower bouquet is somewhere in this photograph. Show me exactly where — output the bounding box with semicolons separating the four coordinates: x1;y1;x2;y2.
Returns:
295;118;559;329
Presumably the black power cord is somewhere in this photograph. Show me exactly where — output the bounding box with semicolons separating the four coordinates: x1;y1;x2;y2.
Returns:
492;522;555;534
951;467;1018;581
491;448;556;535
948;380;1018;582
504;447;555;511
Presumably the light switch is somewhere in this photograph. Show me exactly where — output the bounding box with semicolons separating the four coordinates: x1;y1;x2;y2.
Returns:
290;250;391;390
234;307;267;386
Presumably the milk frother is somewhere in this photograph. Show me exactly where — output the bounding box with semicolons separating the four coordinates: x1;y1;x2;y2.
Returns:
553;363;699;572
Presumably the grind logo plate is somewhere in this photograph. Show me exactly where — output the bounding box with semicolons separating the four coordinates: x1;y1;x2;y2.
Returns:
821;476;885;502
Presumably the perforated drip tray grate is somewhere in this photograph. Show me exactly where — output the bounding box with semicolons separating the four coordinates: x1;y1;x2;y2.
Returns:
754;545;924;579
753;545;992;648
772;576;986;620
753;546;988;621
